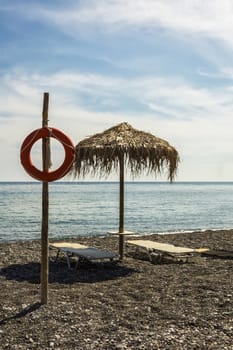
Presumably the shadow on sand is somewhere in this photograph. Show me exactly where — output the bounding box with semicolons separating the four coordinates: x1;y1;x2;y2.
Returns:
0;302;42;325
0;260;136;284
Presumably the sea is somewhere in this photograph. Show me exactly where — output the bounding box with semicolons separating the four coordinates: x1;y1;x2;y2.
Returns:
1;181;233;243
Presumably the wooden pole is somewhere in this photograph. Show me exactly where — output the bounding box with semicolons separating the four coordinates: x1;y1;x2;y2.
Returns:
119;154;124;260
41;92;49;304
119;154;124;233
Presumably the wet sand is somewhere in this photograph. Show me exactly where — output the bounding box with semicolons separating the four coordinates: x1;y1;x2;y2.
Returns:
0;229;233;349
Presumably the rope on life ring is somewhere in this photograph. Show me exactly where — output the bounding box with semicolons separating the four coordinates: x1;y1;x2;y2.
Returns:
20;127;75;182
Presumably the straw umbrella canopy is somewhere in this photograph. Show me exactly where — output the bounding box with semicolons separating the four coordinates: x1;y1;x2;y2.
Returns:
72;122;179;258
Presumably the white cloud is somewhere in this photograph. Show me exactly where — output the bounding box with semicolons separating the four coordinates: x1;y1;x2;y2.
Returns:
4;69;233;122
18;0;233;47
1;68;233;181
2;1;233;182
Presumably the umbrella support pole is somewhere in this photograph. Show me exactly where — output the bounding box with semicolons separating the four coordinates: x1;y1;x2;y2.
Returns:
119;234;125;261
119;155;124;260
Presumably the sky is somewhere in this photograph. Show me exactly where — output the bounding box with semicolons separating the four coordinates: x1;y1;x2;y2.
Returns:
1;0;233;182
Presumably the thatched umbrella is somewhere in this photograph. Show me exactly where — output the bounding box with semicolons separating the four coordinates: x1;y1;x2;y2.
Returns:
72;122;179;259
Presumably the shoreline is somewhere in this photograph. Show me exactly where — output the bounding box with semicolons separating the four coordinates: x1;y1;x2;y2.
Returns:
1;227;233;245
0;229;233;349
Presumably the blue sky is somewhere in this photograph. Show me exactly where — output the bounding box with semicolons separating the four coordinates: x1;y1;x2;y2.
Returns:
1;0;233;181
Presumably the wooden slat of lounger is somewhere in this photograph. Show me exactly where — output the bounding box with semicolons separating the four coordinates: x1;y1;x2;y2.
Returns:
195;247;209;253
50;242;118;261
127;240;195;254
50;242;89;249
107;230;136;235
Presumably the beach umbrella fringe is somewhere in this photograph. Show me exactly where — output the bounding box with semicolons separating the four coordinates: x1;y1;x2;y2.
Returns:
72;122;179;182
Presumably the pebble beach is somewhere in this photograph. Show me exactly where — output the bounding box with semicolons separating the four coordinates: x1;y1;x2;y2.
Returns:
0;229;233;349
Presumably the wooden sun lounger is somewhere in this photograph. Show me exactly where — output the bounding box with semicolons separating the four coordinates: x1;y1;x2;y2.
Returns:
126;240;208;262
50;242;119;269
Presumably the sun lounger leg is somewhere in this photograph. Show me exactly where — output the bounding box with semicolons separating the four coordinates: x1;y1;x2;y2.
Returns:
74;256;81;269
55;250;60;262
65;252;72;269
147;249;153;262
138;247;152;262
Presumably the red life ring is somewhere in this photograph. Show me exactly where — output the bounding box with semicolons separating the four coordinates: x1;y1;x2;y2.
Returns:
20;127;75;182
